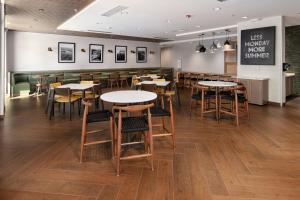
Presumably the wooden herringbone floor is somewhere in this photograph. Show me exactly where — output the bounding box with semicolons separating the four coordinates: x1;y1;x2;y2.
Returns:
0;89;300;200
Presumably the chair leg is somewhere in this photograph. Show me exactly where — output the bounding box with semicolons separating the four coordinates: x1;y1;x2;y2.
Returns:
44;90;50;114
170;114;176;150
245;101;250;119
78;101;81;116
235;93;239;126
189;99;193;118
116;131;122;176
69;103;72;121
80;126;86;163
63;103;65;115
109;117;115;159
148;130;154;171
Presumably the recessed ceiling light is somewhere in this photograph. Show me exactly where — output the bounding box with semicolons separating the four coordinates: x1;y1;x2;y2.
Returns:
167;19;172;24
38;8;44;12
241;16;248;19
213;7;221;11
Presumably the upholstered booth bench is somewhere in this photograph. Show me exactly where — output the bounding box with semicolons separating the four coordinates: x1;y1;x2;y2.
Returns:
9;67;173;97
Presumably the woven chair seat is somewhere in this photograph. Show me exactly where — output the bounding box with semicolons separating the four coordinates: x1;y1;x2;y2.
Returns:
116;116;149;133
150;106;171;117
87;110;112;123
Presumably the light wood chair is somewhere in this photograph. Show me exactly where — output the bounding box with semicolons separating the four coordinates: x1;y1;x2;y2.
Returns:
219;83;249;126
84;84;104;110
108;72;119;89
119;72;129;88
49;88;81;120
80;99;114;163
150;93;175;149
72;81;93;97
113;103;154;176
189;85;217;118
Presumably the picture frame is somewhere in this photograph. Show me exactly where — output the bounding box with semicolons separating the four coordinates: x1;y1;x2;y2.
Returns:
89;44;104;63
115;45;127;63
58;42;75;63
136;47;147;63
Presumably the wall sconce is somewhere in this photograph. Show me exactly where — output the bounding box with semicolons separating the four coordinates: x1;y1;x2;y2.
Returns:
130;50;136;54
108;49;113;53
81;49;86;53
48;47;53;52
150;51;155;54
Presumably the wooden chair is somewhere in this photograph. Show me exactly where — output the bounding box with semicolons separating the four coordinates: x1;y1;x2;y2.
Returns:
119;72;129;88
113;103;154;176
189;85;217;118
131;75;140;89
49;88;81;120
35;74;49;95
80;99;114;163
80;73;93;81
84;84;104;110
165;81;181;107
72;81;93;97
108;72;119;89
45;82;62;114
140;83;157;92
92;72;102;84
219;83;249;126
140;76;153;82
183;73;191;88
150;93;175;149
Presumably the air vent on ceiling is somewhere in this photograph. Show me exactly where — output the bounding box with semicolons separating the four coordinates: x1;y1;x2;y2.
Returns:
217;0;227;2
87;30;112;34
102;5;128;17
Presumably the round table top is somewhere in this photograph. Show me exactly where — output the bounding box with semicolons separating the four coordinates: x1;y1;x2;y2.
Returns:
100;90;157;104
198;81;237;87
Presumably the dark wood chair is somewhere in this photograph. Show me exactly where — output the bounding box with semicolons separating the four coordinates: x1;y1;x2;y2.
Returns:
84;84;104;110
80;99;114;163
113;103;154;176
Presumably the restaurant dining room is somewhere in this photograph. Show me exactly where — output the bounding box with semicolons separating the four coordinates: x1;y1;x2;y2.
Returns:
1;0;300;199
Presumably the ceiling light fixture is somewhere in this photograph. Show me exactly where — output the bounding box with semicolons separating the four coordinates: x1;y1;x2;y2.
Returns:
176;24;237;37
224;29;234;51
210;32;218;53
38;8;45;12
241;16;248;19
196;34;206;53
166;19;172;24
213;7;221;11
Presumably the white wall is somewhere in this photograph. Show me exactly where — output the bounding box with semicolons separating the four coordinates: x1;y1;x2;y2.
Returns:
7;31;161;72
160;41;225;74
237;16;285;104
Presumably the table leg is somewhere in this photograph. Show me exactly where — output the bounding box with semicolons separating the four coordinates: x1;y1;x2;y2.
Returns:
216;87;219;122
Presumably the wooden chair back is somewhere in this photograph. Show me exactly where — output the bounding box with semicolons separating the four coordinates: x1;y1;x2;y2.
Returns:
141;83;157;92
80;80;94;84
49;82;62;89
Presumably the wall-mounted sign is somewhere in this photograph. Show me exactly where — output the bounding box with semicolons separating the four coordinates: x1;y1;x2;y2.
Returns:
240;26;276;65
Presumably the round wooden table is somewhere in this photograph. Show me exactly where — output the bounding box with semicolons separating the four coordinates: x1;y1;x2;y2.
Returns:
198;81;237;121
100;90;157;104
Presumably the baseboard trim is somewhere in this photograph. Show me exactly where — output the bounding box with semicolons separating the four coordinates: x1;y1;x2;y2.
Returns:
268;101;285;107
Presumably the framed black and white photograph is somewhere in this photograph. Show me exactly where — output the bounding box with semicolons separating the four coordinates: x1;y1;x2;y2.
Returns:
136;47;147;63
115;45;127;63
58;42;75;63
89;44;104;63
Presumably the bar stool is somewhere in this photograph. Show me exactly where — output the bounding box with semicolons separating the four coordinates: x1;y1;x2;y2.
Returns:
80;99;114;163
113;103;154;176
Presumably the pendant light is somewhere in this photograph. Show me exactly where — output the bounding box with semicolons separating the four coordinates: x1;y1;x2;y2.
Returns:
199;34;206;53
224;29;233;51
210;32;218;53
195;35;201;53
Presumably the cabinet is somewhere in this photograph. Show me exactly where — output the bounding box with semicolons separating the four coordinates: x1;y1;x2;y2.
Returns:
238;78;269;105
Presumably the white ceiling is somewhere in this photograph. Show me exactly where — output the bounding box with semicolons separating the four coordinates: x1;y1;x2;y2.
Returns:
58;0;300;41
